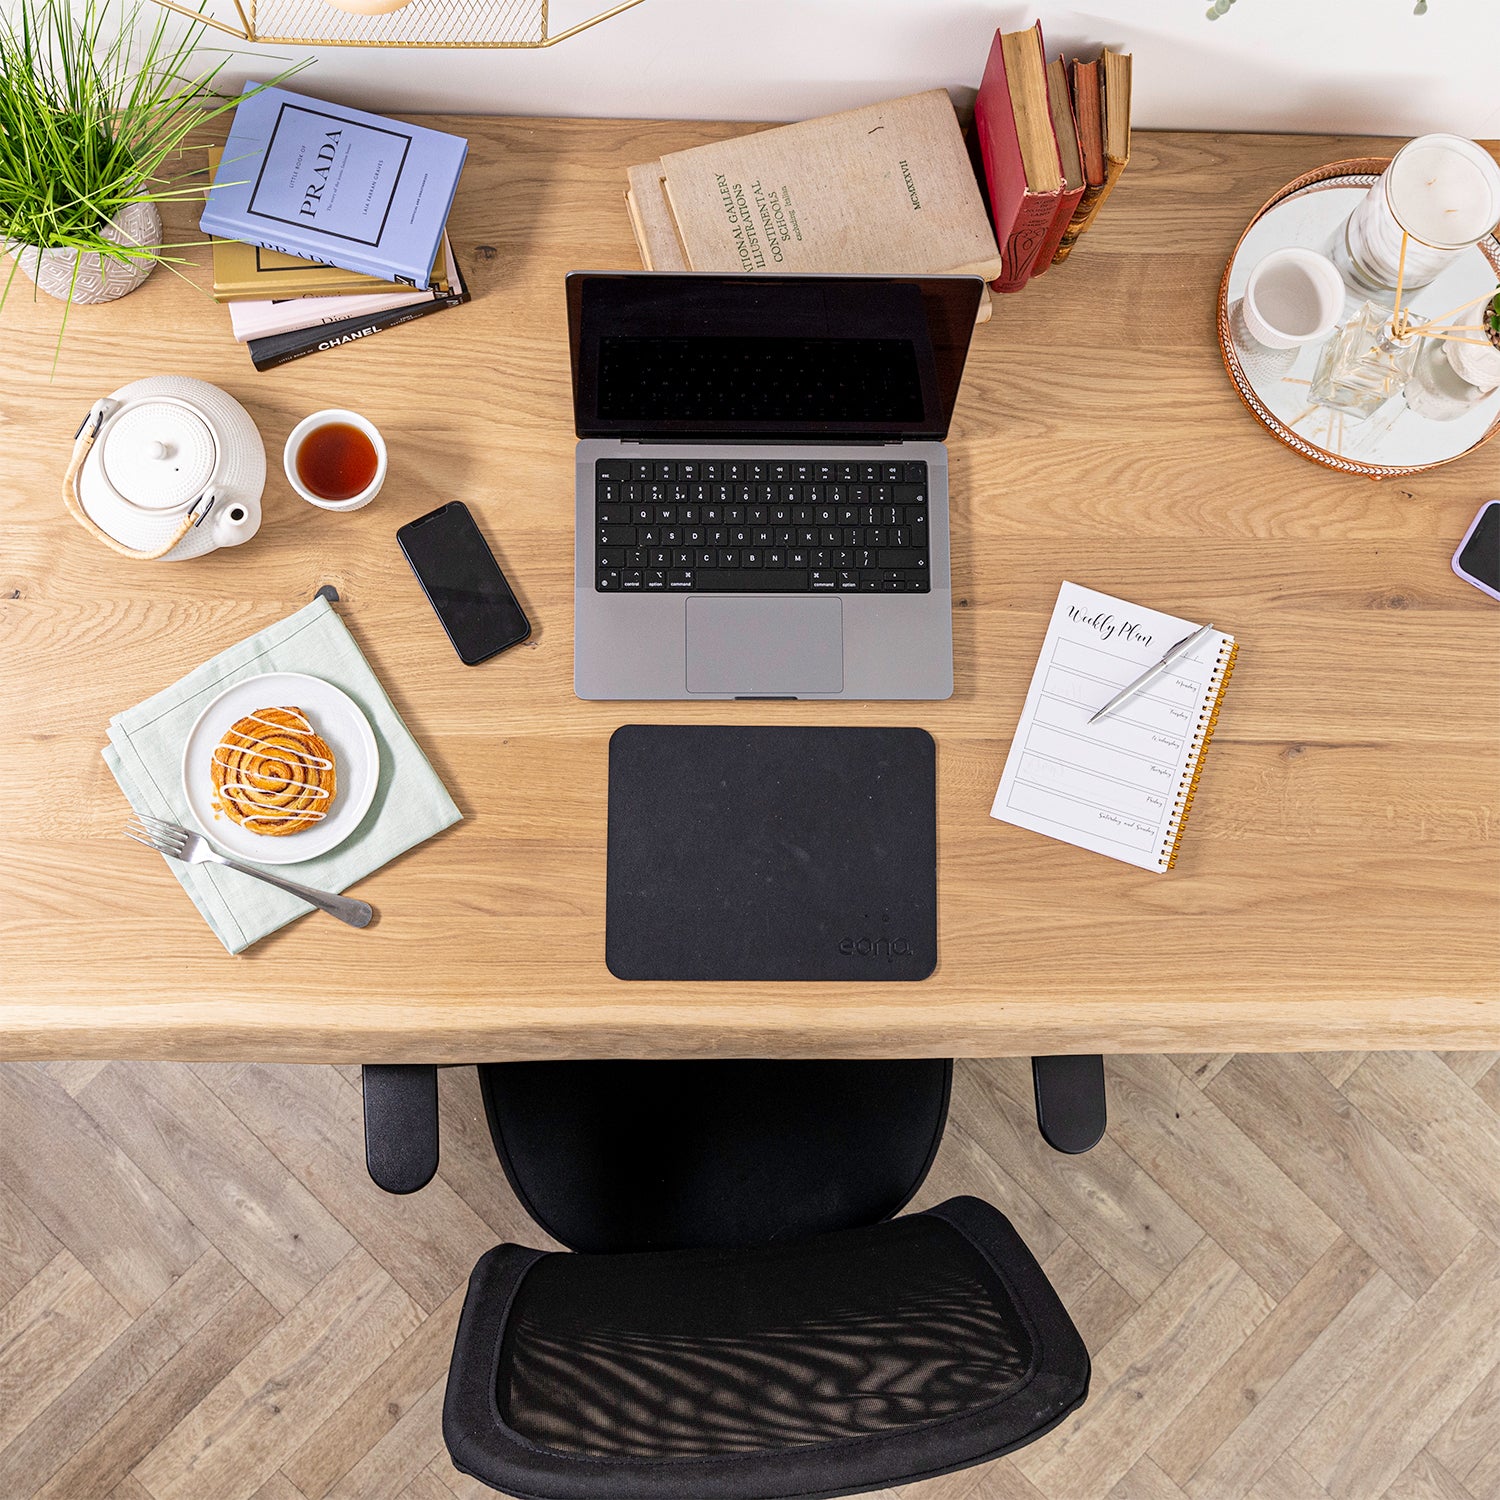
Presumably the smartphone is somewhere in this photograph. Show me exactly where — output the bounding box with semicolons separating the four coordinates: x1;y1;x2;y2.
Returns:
397;502;531;664
1452;500;1500;603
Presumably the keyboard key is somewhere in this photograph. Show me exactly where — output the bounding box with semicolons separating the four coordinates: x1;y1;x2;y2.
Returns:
621;570;643;589
597;460;630;481
597;570;620;589
668;570;694;589
599;525;634;546
810;571;836;590
695;570;808;591
905;463;928;483
696;548;717;568
597;504;630;524
878;549;927;570
646;569;668;589
718;549;740;567
654;461;675;481
598;548;625;567
838;572;859;589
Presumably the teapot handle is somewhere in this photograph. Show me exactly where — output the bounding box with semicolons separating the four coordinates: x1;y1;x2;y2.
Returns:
63;403;203;562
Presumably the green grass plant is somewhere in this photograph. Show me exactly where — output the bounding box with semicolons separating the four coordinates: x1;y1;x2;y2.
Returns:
1;0;298;351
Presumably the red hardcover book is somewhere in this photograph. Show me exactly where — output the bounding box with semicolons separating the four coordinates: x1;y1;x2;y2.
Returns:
1027;54;1088;278
973;21;1062;292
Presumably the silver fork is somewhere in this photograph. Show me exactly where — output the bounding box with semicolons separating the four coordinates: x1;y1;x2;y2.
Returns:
126;814;374;928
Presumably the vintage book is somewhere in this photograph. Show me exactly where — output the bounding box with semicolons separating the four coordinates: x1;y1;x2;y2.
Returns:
1027;55;1087;278
973;23;1062;293
1065;46;1132;247
990;582;1238;873
207;148;449;301
247;257;470;371
228;236;457;342
202;85;467;289
656;90;1002;283
1100;48;1134;210
1052;57;1106;264
624;161;688;272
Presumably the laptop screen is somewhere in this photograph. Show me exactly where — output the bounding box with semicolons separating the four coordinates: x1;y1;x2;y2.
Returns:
569;273;984;442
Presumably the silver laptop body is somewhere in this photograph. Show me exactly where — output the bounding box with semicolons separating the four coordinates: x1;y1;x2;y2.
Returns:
569;273;983;701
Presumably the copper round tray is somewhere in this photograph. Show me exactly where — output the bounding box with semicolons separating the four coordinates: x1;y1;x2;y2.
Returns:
1218;158;1500;479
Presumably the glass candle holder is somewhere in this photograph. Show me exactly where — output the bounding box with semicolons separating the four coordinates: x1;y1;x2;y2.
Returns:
1404;334;1500;421
1309;301;1421;419
1332;135;1500;302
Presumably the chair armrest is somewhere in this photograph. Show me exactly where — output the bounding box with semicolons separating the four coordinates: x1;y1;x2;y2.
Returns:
1031;1055;1106;1155
362;1064;440;1193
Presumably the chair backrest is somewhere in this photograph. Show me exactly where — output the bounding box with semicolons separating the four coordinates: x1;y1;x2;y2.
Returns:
478;1058;952;1252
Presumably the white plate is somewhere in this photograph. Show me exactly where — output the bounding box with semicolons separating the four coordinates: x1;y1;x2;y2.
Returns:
181;672;379;865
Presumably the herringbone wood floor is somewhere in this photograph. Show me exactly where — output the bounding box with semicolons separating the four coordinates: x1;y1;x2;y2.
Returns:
2;1055;1498;1500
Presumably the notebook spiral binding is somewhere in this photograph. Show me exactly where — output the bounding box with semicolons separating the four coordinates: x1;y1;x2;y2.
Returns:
1162;639;1239;871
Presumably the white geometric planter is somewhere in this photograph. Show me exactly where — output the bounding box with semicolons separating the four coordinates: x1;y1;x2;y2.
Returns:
5;201;163;305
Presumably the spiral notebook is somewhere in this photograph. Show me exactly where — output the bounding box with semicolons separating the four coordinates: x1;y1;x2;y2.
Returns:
991;582;1238;872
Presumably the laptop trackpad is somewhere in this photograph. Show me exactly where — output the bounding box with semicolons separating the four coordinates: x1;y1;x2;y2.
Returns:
685;597;843;695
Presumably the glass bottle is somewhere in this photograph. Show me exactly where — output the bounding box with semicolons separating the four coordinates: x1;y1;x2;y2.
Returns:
1308;302;1421;419
1404;335;1500;421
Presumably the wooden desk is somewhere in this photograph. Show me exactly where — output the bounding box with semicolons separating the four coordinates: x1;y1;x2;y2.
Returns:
2;120;1496;1062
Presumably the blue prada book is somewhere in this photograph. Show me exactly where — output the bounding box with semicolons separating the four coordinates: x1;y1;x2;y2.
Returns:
201;85;467;290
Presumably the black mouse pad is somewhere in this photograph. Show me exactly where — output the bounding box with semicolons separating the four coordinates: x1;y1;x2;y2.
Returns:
607;725;936;981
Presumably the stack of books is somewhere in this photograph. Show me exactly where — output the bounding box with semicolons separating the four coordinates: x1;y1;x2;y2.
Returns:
974;22;1133;292
200;87;470;371
622;30;1131;308
624;90;1003;323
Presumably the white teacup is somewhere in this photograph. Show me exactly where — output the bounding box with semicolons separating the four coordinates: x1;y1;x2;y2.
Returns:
283;409;387;512
1241;249;1345;350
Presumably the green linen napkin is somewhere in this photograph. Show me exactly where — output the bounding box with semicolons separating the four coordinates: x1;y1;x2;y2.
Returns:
103;596;460;954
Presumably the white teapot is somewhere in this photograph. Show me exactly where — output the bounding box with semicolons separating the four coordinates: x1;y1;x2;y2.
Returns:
64;376;266;562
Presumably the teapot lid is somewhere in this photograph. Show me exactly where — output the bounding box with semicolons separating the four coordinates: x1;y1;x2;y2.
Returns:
101;398;218;511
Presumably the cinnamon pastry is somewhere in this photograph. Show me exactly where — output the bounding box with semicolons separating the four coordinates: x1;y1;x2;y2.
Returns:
211;706;337;836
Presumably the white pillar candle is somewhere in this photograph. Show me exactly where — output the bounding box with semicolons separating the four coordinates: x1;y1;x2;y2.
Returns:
1335;134;1500;298
1388;139;1500;249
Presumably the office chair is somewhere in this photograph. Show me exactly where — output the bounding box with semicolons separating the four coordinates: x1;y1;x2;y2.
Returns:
363;1060;1090;1500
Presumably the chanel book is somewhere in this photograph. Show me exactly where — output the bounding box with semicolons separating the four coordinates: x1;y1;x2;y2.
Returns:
201;85;467;289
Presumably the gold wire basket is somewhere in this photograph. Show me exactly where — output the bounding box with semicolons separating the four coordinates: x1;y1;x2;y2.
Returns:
152;0;645;48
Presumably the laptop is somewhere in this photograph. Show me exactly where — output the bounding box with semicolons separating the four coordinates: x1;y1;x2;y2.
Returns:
569;272;985;700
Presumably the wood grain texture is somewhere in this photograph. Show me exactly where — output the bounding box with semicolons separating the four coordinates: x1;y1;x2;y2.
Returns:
0;124;1496;1062
1;1052;1498;1500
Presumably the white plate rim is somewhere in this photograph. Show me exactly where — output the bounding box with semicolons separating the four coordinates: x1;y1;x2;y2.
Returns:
179;670;380;865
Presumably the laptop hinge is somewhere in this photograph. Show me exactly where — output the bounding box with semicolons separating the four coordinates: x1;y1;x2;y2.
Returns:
616;437;905;448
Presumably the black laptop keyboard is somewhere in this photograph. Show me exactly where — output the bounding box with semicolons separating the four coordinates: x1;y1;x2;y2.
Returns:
593;458;930;594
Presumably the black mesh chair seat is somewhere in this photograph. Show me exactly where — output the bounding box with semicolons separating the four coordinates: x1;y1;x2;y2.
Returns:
444;1196;1089;1500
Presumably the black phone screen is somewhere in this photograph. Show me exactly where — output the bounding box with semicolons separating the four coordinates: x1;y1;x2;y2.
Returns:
1456;501;1500;594
397;502;530;665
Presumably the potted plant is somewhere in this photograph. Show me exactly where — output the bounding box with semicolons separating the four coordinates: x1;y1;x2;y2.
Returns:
0;0;277;324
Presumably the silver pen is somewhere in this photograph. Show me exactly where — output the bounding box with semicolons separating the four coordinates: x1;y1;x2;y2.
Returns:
1088;622;1216;725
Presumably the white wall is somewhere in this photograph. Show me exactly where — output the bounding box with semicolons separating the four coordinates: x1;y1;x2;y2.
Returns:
194;0;1500;137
